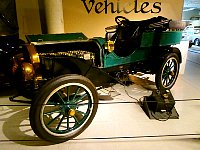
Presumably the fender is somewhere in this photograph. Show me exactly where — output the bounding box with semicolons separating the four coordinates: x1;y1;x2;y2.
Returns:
157;46;182;64
170;47;182;63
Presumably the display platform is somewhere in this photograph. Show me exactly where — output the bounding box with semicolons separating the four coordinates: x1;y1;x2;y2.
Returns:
141;90;179;120
142;100;179;120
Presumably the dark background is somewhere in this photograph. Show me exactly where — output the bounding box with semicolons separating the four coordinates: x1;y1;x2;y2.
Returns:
0;0;18;35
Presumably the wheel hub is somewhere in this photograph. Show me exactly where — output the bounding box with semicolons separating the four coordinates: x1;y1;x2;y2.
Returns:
60;104;76;117
171;71;175;76
165;67;175;77
68;109;76;117
165;66;175;76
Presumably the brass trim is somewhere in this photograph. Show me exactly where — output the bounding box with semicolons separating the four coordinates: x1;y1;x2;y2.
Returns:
25;44;42;84
21;62;35;81
105;40;115;52
26;44;40;64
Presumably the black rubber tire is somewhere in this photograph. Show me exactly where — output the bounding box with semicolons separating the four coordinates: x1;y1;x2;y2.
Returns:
155;53;180;90
29;74;98;143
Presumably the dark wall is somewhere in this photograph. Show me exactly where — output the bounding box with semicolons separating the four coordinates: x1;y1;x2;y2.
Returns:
0;0;18;35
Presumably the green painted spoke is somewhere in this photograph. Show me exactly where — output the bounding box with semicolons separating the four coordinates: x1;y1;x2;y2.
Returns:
163;71;168;77
47;113;62;126
56;92;65;104
44;109;60;115
56;115;65;131
169;64;175;69
162;66;176;86
67;86;70;101
47;101;57;105
167;75;171;85
72;87;81;101
76;99;87;105
77;102;90;106
165;78;169;86
168;60;173;66
163;78;168;86
170;61;175;67
76;110;86;115
162;79;166;86
168;61;173;67
162;71;169;79
74;116;80;124
75;92;88;103
67;116;70;130
166;62;170;67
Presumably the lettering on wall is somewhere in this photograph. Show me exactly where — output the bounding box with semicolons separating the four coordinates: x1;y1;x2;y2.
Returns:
81;0;162;14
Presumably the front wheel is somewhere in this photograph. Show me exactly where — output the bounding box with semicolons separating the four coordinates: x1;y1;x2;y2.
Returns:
29;75;98;143
155;53;180;90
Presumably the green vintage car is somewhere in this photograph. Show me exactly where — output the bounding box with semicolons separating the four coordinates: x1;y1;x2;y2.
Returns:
7;16;184;143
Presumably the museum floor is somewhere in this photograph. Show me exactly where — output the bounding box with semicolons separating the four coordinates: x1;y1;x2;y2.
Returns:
0;47;200;150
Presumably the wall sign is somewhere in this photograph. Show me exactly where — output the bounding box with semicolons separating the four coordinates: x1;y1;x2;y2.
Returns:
81;0;162;14
63;0;183;37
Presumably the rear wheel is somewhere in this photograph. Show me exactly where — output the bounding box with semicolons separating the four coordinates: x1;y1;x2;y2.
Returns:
155;53;180;90
29;75;98;143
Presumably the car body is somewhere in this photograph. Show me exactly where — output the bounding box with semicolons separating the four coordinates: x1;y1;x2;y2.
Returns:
182;22;200;47
0;16;184;143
